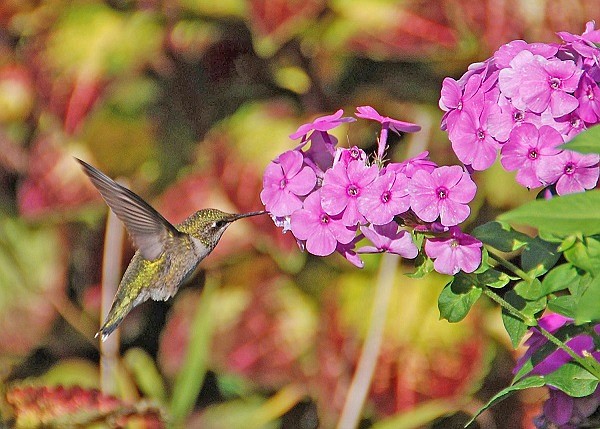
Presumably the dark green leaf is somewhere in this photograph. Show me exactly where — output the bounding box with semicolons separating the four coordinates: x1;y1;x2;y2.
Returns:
407;253;434;279
499;190;600;236
472;221;529;252
548;296;578;319
438;274;482;323
514;279;543;301
521;237;560;277
559;124;600;154
500;291;545;348
544;362;599;397
541;264;579;296
465;376;545;427
477;269;511;289
575;275;600;324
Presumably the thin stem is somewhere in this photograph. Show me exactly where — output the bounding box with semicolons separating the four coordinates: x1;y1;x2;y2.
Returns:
337;253;399;429
100;207;126;395
485;246;533;283
483;288;600;380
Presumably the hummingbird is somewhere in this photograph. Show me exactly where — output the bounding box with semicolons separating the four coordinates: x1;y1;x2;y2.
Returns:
76;158;266;341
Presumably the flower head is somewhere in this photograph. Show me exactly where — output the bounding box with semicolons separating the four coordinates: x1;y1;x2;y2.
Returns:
408;166;477;226
423;228;482;275
289;109;355;140
260;150;317;217
290;190;356;256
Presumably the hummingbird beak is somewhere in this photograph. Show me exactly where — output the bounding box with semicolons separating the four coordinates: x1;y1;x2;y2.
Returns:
230;210;268;221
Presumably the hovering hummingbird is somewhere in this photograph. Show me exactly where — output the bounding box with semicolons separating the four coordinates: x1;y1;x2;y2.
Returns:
76;158;266;341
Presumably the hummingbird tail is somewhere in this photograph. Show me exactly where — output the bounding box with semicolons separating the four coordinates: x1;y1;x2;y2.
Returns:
95;321;121;342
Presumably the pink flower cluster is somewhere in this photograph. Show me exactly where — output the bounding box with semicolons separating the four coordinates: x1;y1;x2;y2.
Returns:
261;108;482;274
440;21;600;195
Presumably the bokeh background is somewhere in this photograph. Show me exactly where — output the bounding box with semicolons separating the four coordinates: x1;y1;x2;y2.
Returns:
0;1;598;427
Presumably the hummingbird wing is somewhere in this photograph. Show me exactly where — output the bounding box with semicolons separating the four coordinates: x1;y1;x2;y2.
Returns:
76;158;181;261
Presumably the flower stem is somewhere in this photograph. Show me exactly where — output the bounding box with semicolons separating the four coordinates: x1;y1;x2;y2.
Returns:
483;288;600;380
337;253;399;429
485;246;534;283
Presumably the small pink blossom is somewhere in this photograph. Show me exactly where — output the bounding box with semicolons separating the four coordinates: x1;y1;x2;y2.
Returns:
290;190;356;256
358;222;418;258
449;101;502;170
537;150;599;195
424;229;482;275
500;124;563;188
289;109;355;140
355;105;421;133
260;150;316;217
357;170;410;225
408;165;477;227
321;160;378;226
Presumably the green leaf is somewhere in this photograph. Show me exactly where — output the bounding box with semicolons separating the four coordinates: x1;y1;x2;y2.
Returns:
514;279;543;301
472;221;529;252
544;362;600;397
559;124;600;154
575;275;600;324
465;376;545;427
541;264;579;296
499;190;600;236
500;291;545;348
521;237;560;277
476;269;511;289
548;295;579;319
438;274;482;323
407;253;434;279
564;236;600;276
123;348;167;403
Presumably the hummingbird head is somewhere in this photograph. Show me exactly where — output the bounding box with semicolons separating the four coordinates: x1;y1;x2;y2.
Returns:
178;209;267;248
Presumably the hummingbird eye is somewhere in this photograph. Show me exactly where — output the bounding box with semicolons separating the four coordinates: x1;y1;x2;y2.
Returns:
213;220;227;229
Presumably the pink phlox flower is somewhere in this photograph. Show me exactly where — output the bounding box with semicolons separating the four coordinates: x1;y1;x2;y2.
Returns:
494;40;558;69
260;150;317;217
537;150;599;195
333;146;367;167
408;165;477;226
413;221;450;234
357;222;418;258
321;160;378;226
386;151;437;178
439;73;483;132
355;105;421;133
449;101;502;170
553;112;587;139
357;169;410;225
423;228;482;275
336;235;365;268
576;75;600;123
290;109;355;141
290;190;356;256
500;124;563;188
519;56;583;117
487;94;542;142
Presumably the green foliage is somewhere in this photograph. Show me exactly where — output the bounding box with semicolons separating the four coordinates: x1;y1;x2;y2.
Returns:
499;190;600;236
438;273;482;323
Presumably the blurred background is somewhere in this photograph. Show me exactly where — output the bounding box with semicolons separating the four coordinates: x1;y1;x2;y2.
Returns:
0;1;598;427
